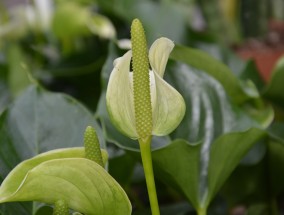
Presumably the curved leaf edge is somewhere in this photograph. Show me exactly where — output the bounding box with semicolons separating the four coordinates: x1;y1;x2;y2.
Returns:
0;158;132;215
169;44;260;105
0;147;108;201
152;127;267;211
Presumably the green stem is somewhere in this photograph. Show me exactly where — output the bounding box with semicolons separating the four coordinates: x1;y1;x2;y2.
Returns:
139;136;160;215
197;207;207;215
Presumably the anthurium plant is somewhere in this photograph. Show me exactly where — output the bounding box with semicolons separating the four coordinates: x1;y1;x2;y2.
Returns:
0;126;131;215
1;8;284;215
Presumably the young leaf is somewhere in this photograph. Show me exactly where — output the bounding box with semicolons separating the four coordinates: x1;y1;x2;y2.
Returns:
0;158;131;215
0;147;107;199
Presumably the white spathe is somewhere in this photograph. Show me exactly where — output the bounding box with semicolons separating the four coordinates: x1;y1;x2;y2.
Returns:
106;37;186;139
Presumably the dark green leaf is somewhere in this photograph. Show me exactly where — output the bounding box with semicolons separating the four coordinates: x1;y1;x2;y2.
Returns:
0;84;105;179
0;85;104;163
221;160;267;207
0;202;32;215
0;85;105;214
166;63;259;143
268;121;284;143
240;60;265;92
108;152;136;186
206;128;266;206
132;201;193;215
153;129;266;211
246;204;270;215
34;206;53;215
152;139;201;209
0;65;10;114
170;44;259;104
268;140;284;196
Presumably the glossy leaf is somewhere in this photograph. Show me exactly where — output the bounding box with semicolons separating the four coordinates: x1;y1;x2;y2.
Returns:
0;158;131;215
0;85;107;215
0;84;105;213
152;128;266;210
166;62;269;142
170;44;259;104
0;85;105;164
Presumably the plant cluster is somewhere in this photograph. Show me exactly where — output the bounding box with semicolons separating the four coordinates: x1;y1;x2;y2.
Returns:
0;1;284;215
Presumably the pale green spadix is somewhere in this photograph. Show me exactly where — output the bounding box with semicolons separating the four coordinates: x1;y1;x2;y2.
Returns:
106;20;186;140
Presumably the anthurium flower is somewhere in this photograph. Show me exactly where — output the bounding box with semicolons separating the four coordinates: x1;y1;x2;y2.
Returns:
106;37;186;139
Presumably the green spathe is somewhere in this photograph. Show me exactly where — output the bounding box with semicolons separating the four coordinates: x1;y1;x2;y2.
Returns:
0;148;131;215
106;37;186;139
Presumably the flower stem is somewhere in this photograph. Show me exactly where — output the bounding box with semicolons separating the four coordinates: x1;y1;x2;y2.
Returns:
197;207;207;215
139;136;160;215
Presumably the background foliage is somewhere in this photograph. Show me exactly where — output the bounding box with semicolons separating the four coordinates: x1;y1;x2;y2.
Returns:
0;0;284;214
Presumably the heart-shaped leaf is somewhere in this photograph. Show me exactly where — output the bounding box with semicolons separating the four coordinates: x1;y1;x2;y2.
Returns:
0;85;105;166
0;85;105;214
152;128;266;211
153;47;271;212
0;158;131;215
